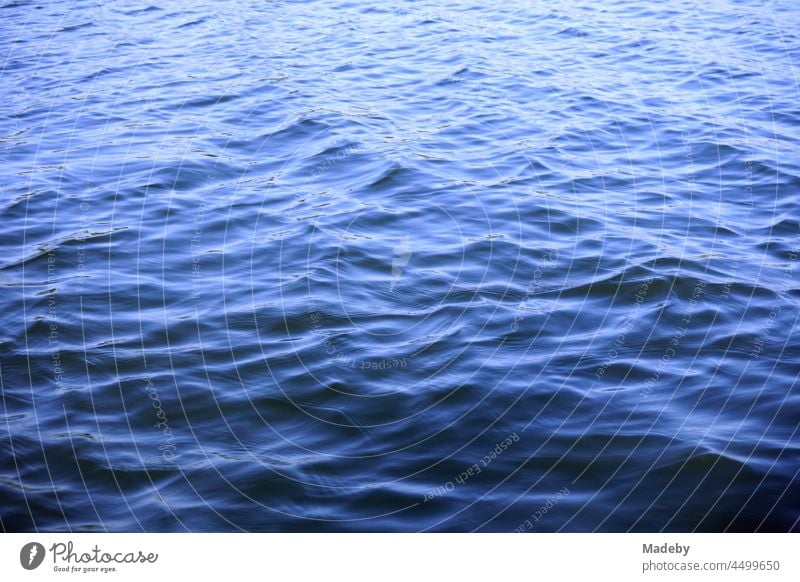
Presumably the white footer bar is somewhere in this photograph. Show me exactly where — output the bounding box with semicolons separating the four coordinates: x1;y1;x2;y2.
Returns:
2;533;796;581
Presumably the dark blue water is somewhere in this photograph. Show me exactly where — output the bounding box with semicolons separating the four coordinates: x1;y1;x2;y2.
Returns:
2;0;799;532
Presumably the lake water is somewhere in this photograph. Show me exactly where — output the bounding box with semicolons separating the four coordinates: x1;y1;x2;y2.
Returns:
1;0;799;532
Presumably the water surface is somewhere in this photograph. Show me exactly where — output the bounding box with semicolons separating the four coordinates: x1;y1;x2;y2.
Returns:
1;0;799;531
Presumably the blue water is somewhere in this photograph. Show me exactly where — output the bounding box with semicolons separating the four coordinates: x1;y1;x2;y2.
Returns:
2;0;799;532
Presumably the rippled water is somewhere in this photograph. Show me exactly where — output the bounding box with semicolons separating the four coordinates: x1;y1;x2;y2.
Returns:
2;0;799;532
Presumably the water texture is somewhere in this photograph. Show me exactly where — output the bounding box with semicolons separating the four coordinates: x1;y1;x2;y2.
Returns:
1;0;799;531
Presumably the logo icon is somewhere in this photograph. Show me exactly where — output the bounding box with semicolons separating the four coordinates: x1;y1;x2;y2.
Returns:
389;236;413;291
20;542;45;570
